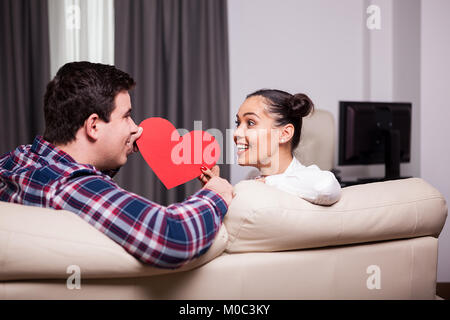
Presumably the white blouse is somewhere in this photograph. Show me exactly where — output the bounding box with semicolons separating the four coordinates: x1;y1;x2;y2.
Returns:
258;157;342;206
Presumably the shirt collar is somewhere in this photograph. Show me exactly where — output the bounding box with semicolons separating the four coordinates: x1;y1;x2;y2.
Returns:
283;157;304;176
30;135;80;165
258;157;304;179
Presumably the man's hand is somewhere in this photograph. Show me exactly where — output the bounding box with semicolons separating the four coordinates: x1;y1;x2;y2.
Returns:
203;176;234;207
199;165;234;206
131;127;144;153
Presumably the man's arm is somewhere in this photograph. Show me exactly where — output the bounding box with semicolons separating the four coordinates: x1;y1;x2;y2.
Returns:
52;174;228;268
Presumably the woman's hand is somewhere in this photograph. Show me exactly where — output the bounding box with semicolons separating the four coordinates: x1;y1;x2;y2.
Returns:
198;165;220;186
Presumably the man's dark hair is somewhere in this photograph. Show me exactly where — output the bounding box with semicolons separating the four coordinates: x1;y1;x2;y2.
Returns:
43;61;136;145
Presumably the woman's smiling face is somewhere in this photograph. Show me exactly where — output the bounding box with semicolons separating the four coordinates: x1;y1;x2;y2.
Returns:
233;95;281;167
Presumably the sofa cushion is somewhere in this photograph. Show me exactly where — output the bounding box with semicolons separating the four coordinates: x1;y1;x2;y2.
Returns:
224;178;447;253
0;202;228;281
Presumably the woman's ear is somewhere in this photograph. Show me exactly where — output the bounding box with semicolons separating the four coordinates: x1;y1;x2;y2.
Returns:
280;123;294;144
84;113;100;141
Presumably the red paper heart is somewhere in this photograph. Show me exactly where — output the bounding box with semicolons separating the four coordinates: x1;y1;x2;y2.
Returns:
136;117;221;189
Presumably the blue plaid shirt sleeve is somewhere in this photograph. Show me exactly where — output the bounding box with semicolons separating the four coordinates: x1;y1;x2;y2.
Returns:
52;174;228;268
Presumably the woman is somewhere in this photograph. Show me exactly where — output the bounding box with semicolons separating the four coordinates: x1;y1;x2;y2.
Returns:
200;89;341;205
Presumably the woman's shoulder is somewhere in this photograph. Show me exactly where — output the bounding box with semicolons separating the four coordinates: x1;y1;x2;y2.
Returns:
289;160;338;183
289;158;321;174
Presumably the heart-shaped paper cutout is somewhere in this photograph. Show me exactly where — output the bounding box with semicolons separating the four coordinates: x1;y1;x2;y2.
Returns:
136;117;221;189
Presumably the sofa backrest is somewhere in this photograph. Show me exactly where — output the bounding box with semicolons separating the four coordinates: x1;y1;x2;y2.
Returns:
295;108;335;171
224;177;448;253
245;108;335;180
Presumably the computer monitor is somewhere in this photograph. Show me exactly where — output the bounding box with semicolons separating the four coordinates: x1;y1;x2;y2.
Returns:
338;101;411;181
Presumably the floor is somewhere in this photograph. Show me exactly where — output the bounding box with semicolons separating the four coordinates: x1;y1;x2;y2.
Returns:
436;283;450;300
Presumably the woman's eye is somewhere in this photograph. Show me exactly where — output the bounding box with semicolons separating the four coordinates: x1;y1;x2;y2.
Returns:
235;119;255;127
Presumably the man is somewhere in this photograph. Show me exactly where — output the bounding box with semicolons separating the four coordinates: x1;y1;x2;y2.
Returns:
0;61;233;269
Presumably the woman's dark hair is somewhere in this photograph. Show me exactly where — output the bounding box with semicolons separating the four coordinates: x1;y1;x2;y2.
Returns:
246;89;314;151
43;61;136;145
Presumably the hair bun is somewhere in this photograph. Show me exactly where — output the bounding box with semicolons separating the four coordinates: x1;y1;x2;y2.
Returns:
288;93;314;118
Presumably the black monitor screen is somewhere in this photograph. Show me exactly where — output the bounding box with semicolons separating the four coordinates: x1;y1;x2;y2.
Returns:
338;101;411;168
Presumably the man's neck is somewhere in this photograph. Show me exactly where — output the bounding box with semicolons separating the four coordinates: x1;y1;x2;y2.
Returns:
55;140;95;168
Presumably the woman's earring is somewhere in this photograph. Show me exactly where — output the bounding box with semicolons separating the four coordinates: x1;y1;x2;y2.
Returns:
281;139;285;143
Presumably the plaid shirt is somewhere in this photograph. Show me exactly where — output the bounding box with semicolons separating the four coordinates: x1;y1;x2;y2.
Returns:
0;136;228;268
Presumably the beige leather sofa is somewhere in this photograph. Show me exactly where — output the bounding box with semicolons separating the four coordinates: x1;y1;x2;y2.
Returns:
0;177;447;299
0;110;448;299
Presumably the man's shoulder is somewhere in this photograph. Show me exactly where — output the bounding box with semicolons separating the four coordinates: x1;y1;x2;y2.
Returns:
37;162;105;182
1;147;108;186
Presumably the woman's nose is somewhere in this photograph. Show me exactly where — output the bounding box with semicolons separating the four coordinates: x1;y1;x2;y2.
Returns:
233;126;244;143
233;130;239;144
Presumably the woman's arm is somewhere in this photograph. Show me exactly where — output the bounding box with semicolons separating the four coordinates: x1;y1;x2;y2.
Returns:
304;168;342;205
265;165;342;205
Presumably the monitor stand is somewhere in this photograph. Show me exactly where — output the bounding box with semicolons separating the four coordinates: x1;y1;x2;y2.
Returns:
384;128;401;180
359;127;404;182
340;129;410;187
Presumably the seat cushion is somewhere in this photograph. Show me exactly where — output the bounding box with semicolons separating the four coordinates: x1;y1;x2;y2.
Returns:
224;178;447;253
0;237;438;299
0;202;228;281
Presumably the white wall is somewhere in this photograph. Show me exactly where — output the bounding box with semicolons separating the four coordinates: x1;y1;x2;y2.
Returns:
421;0;450;282
228;0;421;183
228;0;366;183
228;0;449;282
393;0;421;183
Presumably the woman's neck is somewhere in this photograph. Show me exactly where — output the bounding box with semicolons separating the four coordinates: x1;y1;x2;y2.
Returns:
258;149;293;176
